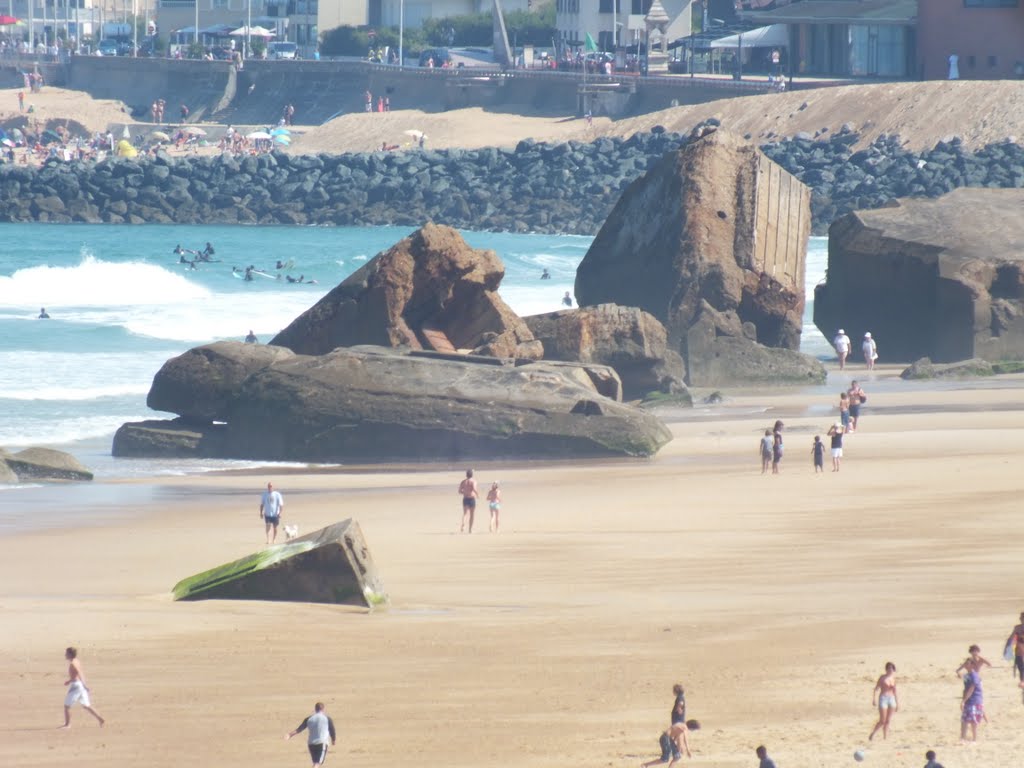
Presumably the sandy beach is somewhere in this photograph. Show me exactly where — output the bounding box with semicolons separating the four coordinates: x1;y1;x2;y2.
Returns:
3;365;1024;768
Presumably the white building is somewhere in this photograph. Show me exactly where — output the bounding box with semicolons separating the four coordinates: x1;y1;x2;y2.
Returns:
371;0;530;29
554;0;692;53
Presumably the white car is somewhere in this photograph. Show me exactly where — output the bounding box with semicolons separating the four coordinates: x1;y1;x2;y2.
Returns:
268;41;297;60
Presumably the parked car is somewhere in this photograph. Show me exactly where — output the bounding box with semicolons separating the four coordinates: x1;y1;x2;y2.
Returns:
97;39;119;56
268;41;297;60
418;47;450;67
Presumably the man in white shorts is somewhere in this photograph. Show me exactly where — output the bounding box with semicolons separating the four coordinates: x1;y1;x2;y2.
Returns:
260;481;284;545
61;647;105;728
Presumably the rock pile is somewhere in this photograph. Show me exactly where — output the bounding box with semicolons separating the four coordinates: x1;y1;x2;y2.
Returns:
2;127;1021;234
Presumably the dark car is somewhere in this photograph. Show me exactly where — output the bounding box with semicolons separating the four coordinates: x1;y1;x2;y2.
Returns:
418;47;450;67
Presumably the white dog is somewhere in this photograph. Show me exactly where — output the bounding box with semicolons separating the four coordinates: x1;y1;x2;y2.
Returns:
283;524;300;541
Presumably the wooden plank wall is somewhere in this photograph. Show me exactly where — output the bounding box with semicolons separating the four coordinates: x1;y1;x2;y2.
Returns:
751;154;811;293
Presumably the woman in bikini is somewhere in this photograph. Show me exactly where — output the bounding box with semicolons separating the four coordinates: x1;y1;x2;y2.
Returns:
869;662;898;740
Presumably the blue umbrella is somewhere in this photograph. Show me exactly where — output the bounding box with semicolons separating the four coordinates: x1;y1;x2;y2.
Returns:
270;127;290;136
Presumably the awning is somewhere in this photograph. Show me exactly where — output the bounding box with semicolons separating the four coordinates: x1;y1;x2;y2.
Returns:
199;23;235;35
710;24;789;49
743;0;917;25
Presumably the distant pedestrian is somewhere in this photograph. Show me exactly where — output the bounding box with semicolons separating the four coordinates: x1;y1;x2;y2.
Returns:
862;332;877;369
847;381;866;431
839;391;850;430
285;701;336;766
960;658;984;741
832;328;851;369
18;90;25;111
756;745;777;768
948;53;959;80
827;423;844;472
1004;611;1024;694
486;481;501;532
811;435;824;473
180;103;189;121
771;420;784;474
759;428;773;474
923;749;944;768
377;96;384;113
458;469;477;533
259;481;284;544
244;330;258;343
61;647;105;728
956;645;992;678
562;291;573;307
365;90;372;112
869;661;898;741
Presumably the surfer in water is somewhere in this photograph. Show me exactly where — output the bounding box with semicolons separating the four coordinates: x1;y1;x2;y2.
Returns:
197;242;217;262
540;268;551;280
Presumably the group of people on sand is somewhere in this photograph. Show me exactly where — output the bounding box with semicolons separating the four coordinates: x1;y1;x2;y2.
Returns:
832;328;878;371
457;469;501;533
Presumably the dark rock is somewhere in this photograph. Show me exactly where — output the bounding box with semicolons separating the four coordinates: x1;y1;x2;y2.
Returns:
112;418;228;458
173;518;388;608
3;447;93;481
900;357;994;379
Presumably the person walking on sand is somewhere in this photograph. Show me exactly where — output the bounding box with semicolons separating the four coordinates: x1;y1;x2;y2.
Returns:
956;645;992;679
827;422;844;472
61;647;105;728
458;469;478;533
756;745;777;768
869;661;898;740
771;420;784;474
839;391;850;431
286;701;336;766
847;381;866;432
1004;611;1024;699
833;328;851;370
641;720;696;767
862;332;878;370
960;658;984;741
760;429;773;474
486;481;501;532
923;749;944;768
812;435;825;473
259;481;284;544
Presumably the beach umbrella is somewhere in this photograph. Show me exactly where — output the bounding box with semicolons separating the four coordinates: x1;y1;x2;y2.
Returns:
116;139;138;158
40;129;62;145
273;135;291;145
246;131;272;139
0;14;20;25
1;138;14;148
403;129;425;141
183;126;207;136
150;130;170;142
269;127;290;136
229;25;275;37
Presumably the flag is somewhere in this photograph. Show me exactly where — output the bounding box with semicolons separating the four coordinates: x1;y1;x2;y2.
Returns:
585;33;597;52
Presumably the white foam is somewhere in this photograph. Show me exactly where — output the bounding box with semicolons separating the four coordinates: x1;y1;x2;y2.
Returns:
0;413;153;447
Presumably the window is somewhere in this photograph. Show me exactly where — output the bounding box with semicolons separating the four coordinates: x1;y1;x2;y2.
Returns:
599;0;621;12
963;0;1018;6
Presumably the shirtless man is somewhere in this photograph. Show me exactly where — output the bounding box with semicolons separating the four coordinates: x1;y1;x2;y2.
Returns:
61;647;105;728
869;661;898;740
641;720;694;767
1005;611;1024;698
847;381;866;432
458;469;478;533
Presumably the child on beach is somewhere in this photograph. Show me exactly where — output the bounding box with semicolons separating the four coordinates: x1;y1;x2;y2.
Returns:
827;423;845;472
487;482;501;532
760;429;773;474
839;392;850;431
641;720;697;767
812;435;825;473
61;647;105;728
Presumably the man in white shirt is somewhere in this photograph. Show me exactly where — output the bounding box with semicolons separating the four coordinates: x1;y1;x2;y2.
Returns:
832;328;851;370
286;702;337;766
259;481;284;545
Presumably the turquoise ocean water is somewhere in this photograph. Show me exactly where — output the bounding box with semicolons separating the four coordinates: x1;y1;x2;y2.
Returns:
0;223;829;500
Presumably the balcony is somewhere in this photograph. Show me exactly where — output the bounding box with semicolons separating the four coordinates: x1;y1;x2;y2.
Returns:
159;0;196;7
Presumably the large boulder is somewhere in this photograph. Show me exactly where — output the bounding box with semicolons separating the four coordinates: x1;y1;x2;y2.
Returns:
3;447;94;481
574;129;814;384
814;189;1024;363
173;519;388;608
112;419;227;458
0;450;19;484
271;222;542;360
900;357;995;380
148;341;295;422
524;303;687;400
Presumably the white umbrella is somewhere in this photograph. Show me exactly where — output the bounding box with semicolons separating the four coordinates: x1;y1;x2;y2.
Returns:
184;126;207;136
1;138;14;147
122;125;131;139
247;131;272;139
229;25;275;37
403;129;426;140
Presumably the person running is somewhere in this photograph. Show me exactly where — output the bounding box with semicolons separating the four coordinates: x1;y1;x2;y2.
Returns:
812;435;825;473
960;658;984;741
827;422;844;472
759;429;773;474
869;662;898;740
61;647;105;728
486;481;501;533
286;701;337;766
458;469;477;533
1005;611;1024;700
833;328;851;369
259;481;284;544
641;720;695;767
771;420;784;474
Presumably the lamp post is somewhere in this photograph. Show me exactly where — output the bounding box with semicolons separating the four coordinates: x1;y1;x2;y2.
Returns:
132;0;137;56
246;0;251;59
194;0;199;49
398;0;403;67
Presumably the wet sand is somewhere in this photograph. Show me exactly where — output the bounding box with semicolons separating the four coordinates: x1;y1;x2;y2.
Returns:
3;366;1024;767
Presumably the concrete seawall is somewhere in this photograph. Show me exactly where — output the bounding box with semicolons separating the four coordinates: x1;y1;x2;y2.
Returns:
58;56;769;125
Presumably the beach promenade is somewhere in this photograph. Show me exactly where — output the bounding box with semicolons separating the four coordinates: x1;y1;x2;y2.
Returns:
3;366;1024;768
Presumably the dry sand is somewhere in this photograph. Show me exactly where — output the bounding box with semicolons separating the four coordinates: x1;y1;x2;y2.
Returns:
4;80;1024;154
3;366;1024;768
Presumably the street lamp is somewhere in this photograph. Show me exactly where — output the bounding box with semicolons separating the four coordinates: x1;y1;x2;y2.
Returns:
246;0;251;60
398;0;404;67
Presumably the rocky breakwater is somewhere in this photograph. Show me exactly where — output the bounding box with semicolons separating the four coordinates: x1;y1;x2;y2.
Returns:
0;447;94;482
2;127;1022;235
814;188;1024;364
575;128;825;387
